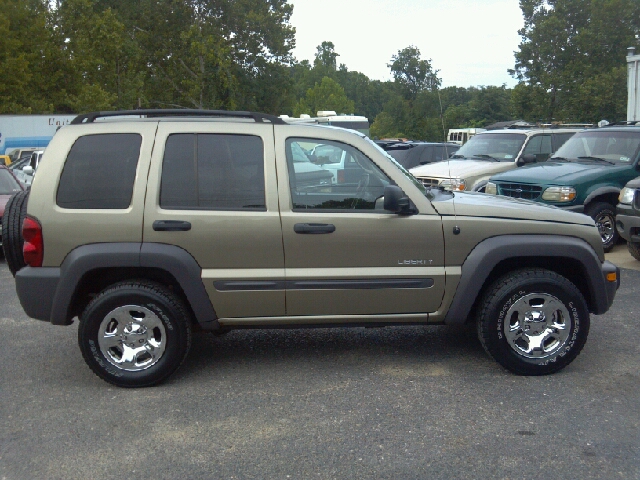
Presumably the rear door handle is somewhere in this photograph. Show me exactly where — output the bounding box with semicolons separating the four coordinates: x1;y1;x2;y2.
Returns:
294;223;336;234
153;220;192;232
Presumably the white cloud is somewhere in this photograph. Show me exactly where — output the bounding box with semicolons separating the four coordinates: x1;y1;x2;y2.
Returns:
288;0;523;87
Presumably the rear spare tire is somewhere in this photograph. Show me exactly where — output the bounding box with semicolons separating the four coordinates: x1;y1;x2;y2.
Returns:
1;190;29;276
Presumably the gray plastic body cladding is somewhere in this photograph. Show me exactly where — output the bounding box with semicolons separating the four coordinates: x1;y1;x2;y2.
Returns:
443;235;616;325
44;243;216;326
140;243;217;326
15;267;61;321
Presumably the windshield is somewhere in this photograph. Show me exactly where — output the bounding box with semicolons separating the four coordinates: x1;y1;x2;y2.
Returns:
551;130;640;164
364;137;426;194
453;133;526;162
0;169;22;195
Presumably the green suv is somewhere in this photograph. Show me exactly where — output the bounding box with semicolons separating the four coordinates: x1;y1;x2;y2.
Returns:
3;110;619;387
486;126;640;251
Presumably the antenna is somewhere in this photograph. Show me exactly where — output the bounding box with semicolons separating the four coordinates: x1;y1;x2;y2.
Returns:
436;87;458;223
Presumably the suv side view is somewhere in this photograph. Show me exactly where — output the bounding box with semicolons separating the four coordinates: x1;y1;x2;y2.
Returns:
409;128;582;192
4;110;619;387
486;125;640;251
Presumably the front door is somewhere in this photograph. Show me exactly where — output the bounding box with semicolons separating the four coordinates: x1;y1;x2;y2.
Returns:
275;127;446;319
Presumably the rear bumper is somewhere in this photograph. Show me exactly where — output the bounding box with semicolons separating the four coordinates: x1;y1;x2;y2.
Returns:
15;267;61;323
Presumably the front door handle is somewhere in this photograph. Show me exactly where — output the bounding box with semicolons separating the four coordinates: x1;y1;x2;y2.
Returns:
153;220;192;232
294;223;336;234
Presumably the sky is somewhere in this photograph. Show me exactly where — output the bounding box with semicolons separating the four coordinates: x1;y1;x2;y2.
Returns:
288;0;524;88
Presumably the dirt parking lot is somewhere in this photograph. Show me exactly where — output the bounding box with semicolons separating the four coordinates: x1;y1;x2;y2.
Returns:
1;250;639;479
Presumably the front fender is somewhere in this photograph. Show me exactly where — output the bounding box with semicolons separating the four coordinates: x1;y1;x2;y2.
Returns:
443;235;616;325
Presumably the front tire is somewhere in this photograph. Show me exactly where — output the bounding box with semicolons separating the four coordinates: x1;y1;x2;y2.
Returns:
585;202;618;252
78;281;192;387
628;241;640;261
477;269;589;375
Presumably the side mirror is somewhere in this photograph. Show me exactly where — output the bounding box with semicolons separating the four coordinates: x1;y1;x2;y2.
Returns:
22;166;34;175
517;154;537;166
383;185;413;214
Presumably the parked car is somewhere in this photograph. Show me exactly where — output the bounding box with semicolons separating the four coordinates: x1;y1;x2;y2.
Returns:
4;109;618;387
615;176;640;260
0;165;25;252
13;150;44;187
0;155;11;166
486;125;640;251
410;128;582;192
386;142;460;170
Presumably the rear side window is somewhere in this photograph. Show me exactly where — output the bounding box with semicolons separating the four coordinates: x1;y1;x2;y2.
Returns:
160;133;265;210
57;134;142;209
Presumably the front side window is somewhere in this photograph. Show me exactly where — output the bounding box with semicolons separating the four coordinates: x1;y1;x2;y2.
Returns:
57;134;142;209
522;135;552;161
160;133;265;210
286;138;393;211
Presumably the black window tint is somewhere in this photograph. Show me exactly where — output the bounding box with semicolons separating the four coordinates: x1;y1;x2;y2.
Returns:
160;134;265;210
552;133;575;151
57;134;141;209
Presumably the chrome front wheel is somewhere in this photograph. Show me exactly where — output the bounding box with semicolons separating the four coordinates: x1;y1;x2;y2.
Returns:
502;293;571;359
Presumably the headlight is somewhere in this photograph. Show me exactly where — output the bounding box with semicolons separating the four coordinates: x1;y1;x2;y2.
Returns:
485;182;497;195
541;186;577;202
619;187;636;205
440;178;466;191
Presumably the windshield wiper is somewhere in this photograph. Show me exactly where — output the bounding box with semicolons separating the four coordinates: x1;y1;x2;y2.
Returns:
577;156;615;165
451;154;465;159
549;156;572;162
472;154;498;161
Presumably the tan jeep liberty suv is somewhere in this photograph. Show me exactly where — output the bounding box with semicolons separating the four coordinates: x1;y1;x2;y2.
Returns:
4;110;620;387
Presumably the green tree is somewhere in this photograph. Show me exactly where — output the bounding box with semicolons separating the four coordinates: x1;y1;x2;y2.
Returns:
294;76;354;116
510;0;640;121
388;46;441;100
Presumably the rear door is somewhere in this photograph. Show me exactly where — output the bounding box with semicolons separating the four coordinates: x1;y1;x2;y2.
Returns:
143;122;285;318
274;126;446;319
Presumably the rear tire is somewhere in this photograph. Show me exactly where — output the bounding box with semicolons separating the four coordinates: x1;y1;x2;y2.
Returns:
628;241;640;261
585;201;618;252
78;281;192;388
477;269;589;375
1;191;29;276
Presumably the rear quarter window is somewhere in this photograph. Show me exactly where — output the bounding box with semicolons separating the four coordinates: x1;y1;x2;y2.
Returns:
56;133;142;209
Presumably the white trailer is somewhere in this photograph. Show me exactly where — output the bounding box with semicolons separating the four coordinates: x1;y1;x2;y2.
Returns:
0;114;76;156
628;47;640;122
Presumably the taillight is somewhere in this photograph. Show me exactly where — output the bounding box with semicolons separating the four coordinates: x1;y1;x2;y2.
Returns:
23;216;43;267
337;169;345;184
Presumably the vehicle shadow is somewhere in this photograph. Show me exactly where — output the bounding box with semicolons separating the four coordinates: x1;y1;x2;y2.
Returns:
175;323;493;383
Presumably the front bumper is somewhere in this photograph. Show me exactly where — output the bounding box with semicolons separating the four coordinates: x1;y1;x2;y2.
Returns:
601;260;620;313
615;203;640;243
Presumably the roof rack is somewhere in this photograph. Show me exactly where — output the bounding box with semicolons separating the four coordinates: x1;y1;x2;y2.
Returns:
601;120;640;126
70;109;286;125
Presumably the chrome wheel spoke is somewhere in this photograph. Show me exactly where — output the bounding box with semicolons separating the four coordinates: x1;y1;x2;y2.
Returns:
97;305;167;372
503;293;572;359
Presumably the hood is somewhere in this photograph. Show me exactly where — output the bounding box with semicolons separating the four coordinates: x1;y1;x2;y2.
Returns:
491;161;627;184
410;159;512;179
430;190;594;226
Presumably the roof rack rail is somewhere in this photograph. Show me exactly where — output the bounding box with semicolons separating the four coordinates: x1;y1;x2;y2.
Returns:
70;109;286;125
601;120;640;126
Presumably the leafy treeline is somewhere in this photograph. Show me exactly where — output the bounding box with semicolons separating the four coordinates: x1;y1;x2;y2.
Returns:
1;0;638;141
